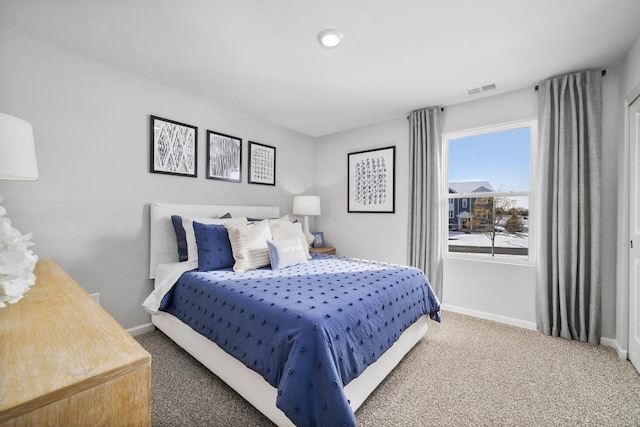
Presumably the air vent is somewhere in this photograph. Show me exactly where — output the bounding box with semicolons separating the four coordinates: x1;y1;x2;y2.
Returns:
465;83;497;97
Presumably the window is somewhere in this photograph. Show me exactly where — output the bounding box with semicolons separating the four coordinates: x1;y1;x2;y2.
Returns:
445;120;535;261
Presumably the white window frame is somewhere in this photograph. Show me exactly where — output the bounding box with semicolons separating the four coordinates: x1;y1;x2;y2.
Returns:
462;199;468;209
443;119;537;265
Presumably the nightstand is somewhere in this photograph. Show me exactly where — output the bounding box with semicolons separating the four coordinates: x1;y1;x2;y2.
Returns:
310;246;336;255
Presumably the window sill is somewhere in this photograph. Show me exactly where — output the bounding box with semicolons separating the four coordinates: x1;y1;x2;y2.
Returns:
443;252;536;267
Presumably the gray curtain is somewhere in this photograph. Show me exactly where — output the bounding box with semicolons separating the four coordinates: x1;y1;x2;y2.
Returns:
536;70;602;344
408;107;443;300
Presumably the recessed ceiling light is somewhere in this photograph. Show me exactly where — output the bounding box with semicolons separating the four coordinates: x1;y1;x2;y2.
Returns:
318;29;343;49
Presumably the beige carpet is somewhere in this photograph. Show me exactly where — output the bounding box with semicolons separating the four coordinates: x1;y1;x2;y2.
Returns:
136;311;640;426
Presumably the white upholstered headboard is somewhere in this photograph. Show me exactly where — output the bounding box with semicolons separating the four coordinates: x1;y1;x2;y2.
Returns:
149;203;280;279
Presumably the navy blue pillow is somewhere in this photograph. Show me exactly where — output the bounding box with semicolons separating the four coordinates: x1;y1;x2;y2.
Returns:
171;213;232;262
171;215;188;262
193;221;234;271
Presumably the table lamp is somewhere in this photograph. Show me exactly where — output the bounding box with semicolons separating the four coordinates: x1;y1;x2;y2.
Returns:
0;112;39;307
292;195;321;245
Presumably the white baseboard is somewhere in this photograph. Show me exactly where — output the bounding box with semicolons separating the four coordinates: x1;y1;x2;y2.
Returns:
441;303;537;330
126;322;155;337
600;337;628;360
441;304;629;358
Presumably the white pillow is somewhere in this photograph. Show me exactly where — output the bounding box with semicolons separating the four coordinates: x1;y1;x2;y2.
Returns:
266;238;309;270
248;214;291;223
269;219;311;260
225;220;273;272
183;216;247;262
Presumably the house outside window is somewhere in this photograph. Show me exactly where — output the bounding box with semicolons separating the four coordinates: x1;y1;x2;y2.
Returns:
445;119;535;262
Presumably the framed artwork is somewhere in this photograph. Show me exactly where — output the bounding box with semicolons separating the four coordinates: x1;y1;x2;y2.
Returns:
248;141;276;186
206;130;242;182
348;146;395;213
150;115;197;177
312;232;325;248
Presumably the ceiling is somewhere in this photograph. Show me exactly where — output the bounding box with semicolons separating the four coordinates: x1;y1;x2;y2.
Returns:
1;1;640;137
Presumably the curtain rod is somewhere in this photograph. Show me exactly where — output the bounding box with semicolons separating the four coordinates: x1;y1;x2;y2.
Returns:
406;107;445;120
534;69;606;91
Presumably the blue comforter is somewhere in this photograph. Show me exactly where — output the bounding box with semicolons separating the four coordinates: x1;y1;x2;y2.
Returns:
159;254;440;426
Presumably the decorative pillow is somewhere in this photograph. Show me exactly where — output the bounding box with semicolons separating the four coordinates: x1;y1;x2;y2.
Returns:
171;215;189;262
183;216;247;262
248;214;291;223
193;222;234;271
266;238;309;270
269;219;311;260
225;220;272;272
171;212;232;261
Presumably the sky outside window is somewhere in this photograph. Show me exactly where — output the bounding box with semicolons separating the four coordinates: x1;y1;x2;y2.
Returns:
448;127;531;193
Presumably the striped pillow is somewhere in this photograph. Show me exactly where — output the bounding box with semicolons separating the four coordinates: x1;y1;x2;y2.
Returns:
225;220;273;272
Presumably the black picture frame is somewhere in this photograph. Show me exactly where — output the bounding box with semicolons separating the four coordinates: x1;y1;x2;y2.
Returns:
248;141;276;186
206;130;242;183
150;115;197;177
348;146;396;213
312;232;325;248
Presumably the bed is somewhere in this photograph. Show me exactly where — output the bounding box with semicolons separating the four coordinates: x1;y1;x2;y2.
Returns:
144;203;440;426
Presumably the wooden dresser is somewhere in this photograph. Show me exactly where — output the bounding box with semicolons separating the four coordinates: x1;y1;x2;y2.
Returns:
0;260;151;426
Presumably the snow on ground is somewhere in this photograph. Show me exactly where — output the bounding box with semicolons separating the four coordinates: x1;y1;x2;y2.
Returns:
448;231;528;248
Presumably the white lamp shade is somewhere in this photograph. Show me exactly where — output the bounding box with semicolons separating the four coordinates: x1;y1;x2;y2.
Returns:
0;113;38;180
292;195;321;216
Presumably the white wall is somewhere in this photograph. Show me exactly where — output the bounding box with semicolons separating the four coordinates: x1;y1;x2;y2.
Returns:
314;118;409;264
620;35;640;96
315;80;621;339
0;28;315;329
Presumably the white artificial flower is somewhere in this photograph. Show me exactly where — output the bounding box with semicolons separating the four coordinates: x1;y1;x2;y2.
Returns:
0;200;37;307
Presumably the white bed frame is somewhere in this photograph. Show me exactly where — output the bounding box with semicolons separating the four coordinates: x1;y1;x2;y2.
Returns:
149;202;429;426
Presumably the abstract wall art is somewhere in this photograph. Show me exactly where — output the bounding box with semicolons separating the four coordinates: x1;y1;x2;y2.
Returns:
206;130;242;182
248;141;276;186
150;115;197;177
348;146;395;213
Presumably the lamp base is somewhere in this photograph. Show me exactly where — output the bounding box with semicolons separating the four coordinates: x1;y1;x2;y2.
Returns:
0;195;38;308
302;216;314;246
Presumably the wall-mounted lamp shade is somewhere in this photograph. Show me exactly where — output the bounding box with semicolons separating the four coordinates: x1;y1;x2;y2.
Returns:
0;113;38;180
292;195;321;216
317;29;343;49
